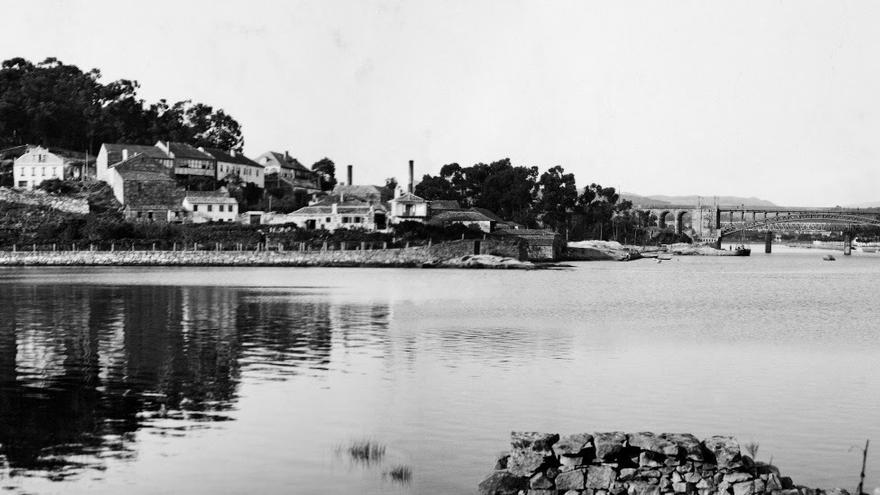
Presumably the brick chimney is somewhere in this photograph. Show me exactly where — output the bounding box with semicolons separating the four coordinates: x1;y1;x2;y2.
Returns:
347;164;353;186
408;160;414;193
284;151;290;161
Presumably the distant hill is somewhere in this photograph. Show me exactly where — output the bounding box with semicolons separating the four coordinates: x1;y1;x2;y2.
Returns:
844;201;880;208
622;193;776;208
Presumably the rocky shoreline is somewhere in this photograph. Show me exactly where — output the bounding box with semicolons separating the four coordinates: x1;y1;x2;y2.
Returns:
480;431;851;495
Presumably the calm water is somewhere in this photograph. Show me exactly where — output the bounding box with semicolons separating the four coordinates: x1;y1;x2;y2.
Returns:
0;246;878;494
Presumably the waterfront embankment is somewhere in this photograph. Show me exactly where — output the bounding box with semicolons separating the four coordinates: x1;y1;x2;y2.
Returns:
0;239;537;269
481;431;851;495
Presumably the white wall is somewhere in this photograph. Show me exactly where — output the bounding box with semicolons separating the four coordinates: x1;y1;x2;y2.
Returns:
13;147;65;190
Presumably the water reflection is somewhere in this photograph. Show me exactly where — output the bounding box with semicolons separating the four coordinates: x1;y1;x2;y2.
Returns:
0;285;389;481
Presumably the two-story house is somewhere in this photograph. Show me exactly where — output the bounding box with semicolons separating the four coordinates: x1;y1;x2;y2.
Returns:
13;145;94;190
204;148;265;189
105;154;186;222
254;151;321;193
182;191;239;223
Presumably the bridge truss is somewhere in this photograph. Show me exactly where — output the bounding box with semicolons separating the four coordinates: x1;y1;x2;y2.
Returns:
717;212;880;238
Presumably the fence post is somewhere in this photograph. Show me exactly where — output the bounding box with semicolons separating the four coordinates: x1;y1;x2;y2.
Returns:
383;241;387;250
32;244;36;252
405;241;410;249
152;243;156;252
341;242;346;251
322;241;328;251
361;241;365;251
12;244;15;253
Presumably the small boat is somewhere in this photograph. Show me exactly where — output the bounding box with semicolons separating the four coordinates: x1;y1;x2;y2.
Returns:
733;245;751;256
823;254;836;261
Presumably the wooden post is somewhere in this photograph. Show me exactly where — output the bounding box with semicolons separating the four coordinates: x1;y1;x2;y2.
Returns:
844;232;853;256
341;242;346;251
764;231;772;254
52;244;56;252
857;439;869;495
361;241;365;251
152;243;156;251
383;241;387;250
322;241;328;251
32;244;35;252
405;241;410;249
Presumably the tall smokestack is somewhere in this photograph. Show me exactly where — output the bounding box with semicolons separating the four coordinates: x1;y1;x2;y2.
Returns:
408;160;414;193
347;164;353;186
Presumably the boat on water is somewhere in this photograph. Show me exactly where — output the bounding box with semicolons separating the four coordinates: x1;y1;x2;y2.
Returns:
733;245;751;256
860;247;878;253
823;254;836;261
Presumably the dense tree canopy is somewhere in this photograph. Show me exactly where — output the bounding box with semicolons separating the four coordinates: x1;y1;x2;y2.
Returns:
311;157;336;191
0;57;244;154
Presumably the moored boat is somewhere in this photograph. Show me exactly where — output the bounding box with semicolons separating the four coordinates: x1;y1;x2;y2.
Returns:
734;245;751;256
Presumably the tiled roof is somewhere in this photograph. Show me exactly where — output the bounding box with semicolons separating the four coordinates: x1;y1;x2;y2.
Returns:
104;143;168;165
203;147;262;167
427;209;495;225
185;194;238;204
392;192;426;203
470;207;504;222
429;199;461;211
256;151;311;172
163;142;214;160
117;169;175;182
114;154;173;176
331;184;392;204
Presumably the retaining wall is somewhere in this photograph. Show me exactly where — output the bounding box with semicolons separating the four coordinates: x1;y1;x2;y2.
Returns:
0;239;528;267
480;431;850;495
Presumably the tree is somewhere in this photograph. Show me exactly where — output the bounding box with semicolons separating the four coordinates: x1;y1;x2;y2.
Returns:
385;177;398;193
534;165;578;234
311;157;336;191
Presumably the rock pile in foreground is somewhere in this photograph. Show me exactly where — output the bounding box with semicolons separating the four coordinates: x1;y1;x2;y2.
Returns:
479;432;850;495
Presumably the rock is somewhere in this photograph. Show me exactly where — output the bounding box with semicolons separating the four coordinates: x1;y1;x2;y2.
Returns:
564;491;582;495
673;482;689;493
684;472;702;484
619;469;638;481
629;481;662;495
640;451;665;468
556;468;587;491
478;471;529;495
508;449;547;477
530;472;554;489
586;465;617;489
765;474;783;491
660;477;672;491
754;478;765;494
780;477;795;489
672;472;684;484
560;455;585;468
494;452;510;470
696;478;715;490
630;433;677;456
661;434;705;461
827;489;850;495
528;490;555;495
724;472;754;483
702;436;742;469
555;433;594;456
594;432;627;462
732;481;754;495
509;432;559;476
611;482;629;495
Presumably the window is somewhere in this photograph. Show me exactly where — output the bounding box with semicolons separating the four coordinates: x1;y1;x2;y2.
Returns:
51;167;57;177
342;217;350;224
193;205;199;212
207;205;213;212
218;205;224;212
325;217;331;223
354;217;362;223
41;167;45;176
18;181;27;187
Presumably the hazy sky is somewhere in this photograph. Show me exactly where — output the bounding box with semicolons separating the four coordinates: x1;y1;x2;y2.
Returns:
4;0;880;206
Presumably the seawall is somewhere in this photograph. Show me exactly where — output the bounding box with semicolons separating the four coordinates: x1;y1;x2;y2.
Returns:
0;239;533;269
480;431;851;495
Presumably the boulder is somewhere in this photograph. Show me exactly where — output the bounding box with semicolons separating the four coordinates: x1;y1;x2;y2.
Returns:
527;490;555;495
554;433;594;456
724;472;753;483
628;481;661;495
594;432;627;462
559;454;585;468
702;436;742;469
530;472;554;490
494;452;509;470
619;468;638;481
661;434;705;461
731;481;753;495
478;471;529;495
556;468;587;491
586;465;617;489
509;432;559;476
629;432;677;456
639;451;665;468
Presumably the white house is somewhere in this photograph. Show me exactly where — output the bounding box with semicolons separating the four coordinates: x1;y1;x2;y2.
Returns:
13;146;92;190
388;191;428;224
182;191;239;223
204;147;264;189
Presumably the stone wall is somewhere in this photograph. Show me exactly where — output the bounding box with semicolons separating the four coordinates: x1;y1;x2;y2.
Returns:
480;431;850;495
0;239;530;268
0;187;89;214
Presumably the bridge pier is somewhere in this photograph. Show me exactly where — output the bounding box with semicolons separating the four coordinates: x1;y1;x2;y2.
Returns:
844;232;852;256
764;231;773;254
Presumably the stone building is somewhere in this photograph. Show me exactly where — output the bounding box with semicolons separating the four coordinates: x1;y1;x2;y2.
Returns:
13;145;94;190
107;154;186;223
427;208;497;232
286;184;392;231
182;191;239;223
96;141;217;187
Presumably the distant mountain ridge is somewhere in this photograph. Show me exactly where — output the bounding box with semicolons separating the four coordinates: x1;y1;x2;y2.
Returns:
621;193;776;208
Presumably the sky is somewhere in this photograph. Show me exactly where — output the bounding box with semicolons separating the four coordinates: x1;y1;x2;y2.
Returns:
3;0;880;206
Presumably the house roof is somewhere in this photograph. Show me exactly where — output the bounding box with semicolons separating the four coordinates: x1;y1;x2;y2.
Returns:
470;207;504;223
330;184;392;204
158;141;214;160
104;143;169;165
392;192;426;203
185;193;238;205
257;151;311;172
203;147;262;167
427;209;495;225
117;169;175;182
1;145;30;161
428;199;461;212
